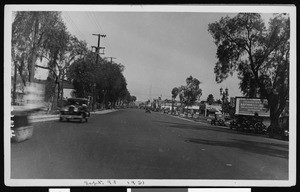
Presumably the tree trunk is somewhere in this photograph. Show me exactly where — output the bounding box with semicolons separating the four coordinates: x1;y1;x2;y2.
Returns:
51;83;58;111
57;81;61;108
29;13;39;82
268;94;281;134
12;61;18;105
60;74;64;103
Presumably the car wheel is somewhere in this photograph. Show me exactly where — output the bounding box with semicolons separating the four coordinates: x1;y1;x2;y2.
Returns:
85;118;88;123
59;117;63;122
80;113;86;123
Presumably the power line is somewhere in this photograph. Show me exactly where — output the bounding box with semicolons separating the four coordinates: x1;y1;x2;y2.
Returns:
63;13;87;41
91;12;103;33
86;12;101;34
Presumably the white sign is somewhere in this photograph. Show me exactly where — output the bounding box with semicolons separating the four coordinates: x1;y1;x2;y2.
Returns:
23;82;46;109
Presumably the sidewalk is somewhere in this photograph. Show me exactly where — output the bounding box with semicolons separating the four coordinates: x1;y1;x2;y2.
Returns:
30;109;118;123
164;113;230;129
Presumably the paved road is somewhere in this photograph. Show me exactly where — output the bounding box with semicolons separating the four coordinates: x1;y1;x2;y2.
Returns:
11;109;288;179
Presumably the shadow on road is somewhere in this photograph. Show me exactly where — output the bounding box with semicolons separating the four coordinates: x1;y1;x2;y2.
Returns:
153;120;288;159
184;138;288;159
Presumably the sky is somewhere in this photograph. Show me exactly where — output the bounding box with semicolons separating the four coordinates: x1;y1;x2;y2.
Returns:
34;8;274;102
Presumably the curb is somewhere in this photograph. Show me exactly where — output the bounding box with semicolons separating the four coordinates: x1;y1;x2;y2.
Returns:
91;110;118;115
30;115;59;123
30;114;59;119
164;113;230;129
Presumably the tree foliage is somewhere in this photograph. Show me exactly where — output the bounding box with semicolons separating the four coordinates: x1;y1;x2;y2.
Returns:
178;76;202;107
68;52;131;109
11;11;135;110
206;94;215;105
171;87;180;99
12;11;89;107
208;13;290;127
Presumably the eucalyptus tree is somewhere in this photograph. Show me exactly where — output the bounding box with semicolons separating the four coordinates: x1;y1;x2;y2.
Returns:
208;13;290;128
178;76;202;110
12;11;63;83
11;11;88;108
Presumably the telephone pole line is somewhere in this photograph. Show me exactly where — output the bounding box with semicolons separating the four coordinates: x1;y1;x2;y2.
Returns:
105;57;116;64
91;33;106;111
92;33;106;64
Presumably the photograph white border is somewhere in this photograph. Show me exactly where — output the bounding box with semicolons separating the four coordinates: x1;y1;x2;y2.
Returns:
4;4;296;187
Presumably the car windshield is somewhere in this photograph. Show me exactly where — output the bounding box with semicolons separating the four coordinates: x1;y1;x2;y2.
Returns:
67;99;88;106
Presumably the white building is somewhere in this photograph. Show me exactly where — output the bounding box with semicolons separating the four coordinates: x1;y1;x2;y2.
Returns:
204;103;222;117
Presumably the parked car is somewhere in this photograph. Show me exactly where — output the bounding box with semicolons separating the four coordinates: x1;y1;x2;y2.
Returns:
229;115;244;131
211;113;226;126
145;107;151;113
59;98;90;123
254;121;267;134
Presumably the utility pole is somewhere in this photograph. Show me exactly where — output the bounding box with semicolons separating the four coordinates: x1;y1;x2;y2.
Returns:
92;33;106;65
91;33;106;111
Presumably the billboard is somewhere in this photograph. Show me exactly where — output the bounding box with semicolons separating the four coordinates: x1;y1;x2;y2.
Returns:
23;82;46;109
235;97;270;117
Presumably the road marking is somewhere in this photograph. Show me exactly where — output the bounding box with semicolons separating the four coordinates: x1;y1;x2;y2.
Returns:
226;164;233;167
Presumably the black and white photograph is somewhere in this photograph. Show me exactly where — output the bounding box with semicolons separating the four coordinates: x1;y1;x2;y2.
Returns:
4;5;296;187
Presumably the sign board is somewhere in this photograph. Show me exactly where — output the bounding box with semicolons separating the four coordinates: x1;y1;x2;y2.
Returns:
235;97;269;117
23;82;46;109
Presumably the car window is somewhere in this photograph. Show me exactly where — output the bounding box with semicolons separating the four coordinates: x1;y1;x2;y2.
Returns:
68;99;87;105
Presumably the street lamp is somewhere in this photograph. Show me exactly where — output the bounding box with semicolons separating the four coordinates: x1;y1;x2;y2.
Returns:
220;87;229;114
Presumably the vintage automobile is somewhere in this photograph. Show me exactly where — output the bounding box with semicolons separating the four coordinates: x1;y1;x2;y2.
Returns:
59;98;90;123
145;107;151;113
211;113;226;126
253;121;267;134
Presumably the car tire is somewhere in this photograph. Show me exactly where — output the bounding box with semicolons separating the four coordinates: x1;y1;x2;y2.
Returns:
80;113;86;123
59;117;63;122
85;118;88;123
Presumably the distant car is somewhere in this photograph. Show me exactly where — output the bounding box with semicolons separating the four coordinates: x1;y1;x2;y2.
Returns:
145;107;151;113
59;98;90;123
211;113;226;126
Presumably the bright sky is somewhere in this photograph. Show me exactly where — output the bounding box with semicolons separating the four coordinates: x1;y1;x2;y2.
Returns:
35;8;274;102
